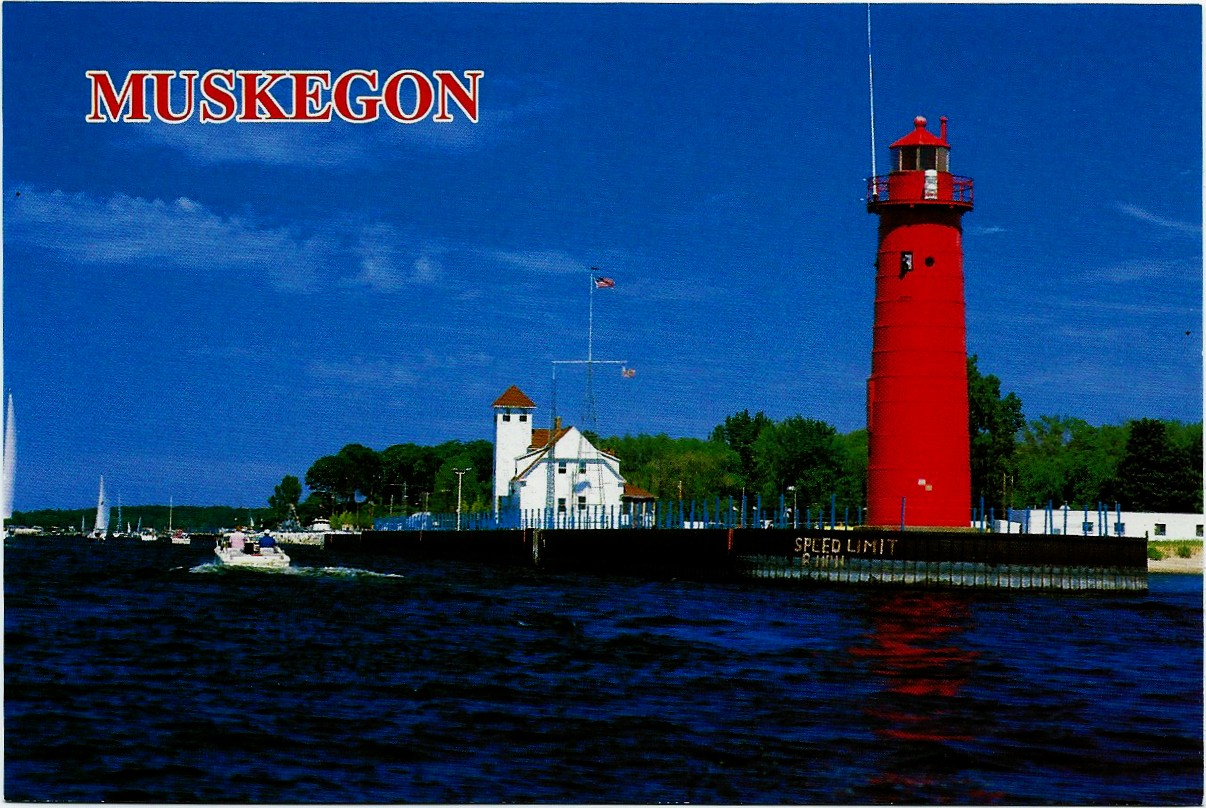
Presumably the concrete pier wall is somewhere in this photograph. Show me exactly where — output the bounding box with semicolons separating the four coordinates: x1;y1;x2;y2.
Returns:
326;526;1147;591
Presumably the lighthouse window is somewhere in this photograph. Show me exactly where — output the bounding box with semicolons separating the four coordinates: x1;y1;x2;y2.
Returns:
896;146;948;172
924;256;935;267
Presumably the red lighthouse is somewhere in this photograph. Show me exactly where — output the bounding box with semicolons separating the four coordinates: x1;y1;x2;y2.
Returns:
865;115;974;528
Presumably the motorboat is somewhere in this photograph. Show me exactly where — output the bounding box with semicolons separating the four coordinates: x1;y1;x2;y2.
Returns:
170;529;190;545
214;534;290;569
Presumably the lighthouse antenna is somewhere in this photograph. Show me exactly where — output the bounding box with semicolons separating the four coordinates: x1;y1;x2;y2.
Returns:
867;3;878;181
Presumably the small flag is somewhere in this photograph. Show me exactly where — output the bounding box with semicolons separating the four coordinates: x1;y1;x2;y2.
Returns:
621;366;635;378
594;276;615;289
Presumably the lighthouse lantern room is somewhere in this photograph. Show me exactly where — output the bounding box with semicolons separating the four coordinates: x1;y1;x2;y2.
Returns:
865;115;974;528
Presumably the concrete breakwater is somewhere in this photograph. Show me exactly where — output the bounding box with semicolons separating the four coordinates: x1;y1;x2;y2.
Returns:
325;527;1148;591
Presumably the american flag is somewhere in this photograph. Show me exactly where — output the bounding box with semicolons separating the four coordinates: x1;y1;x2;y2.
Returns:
621;367;636;378
594;276;615;289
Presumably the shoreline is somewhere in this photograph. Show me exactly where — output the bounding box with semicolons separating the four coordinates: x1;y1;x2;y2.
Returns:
1147;544;1203;574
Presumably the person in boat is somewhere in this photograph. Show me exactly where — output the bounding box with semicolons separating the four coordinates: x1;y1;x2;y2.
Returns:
260;529;276;550
230;526;247;553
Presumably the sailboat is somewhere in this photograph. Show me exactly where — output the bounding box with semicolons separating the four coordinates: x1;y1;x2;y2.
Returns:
0;394;15;526
90;476;109;539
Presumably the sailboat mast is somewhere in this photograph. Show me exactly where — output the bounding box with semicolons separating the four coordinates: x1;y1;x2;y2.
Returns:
1;395;14;522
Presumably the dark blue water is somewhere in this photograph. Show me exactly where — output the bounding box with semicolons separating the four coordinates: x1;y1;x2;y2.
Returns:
5;537;1202;804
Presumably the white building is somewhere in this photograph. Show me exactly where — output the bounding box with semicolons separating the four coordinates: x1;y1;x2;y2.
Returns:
492;385;633;523
999;507;1203;541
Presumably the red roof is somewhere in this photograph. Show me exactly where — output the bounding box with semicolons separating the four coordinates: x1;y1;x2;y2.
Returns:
529;427;570;450
492;385;536;409
623;482;656;501
889;115;950;149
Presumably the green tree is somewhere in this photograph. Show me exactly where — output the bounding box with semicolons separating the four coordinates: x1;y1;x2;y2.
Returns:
304;453;353;511
640;439;743;500
710;410;773;487
1014;416;1127;508
381;442;444;512
835;429;869;516
752;416;843;510
1109;418;1200;511
968;355;1025;513
267;474;302;519
430;453;485;513
335;443;383;504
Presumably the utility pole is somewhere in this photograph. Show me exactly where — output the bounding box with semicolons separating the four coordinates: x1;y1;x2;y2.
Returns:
453;468;472;531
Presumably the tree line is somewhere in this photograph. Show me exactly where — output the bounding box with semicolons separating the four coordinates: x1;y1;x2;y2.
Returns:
10;504;276;535
14;357;1201;532
283;356;1201;526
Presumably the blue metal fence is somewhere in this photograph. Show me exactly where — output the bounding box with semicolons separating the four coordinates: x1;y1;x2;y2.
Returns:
375;497;870;532
373;497;1132;535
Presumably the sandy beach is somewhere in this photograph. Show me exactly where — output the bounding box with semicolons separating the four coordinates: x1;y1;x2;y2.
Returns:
1148;545;1204;574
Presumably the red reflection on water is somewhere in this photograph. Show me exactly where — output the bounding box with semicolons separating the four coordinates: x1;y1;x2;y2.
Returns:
850;591;996;801
850;591;978;709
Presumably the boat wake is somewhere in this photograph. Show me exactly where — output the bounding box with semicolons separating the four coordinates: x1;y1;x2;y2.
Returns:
188;561;403;580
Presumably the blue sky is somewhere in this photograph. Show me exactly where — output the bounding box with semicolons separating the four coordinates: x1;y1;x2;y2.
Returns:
5;3;1201;510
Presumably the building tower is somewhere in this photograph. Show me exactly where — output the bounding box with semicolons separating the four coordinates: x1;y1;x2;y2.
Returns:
865;115;974;528
492;385;536;516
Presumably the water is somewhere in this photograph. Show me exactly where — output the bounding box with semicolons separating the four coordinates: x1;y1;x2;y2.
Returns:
5;536;1202;804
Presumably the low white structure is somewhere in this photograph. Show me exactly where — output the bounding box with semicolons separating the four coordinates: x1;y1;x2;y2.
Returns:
492;385;627;522
998;507;1203;541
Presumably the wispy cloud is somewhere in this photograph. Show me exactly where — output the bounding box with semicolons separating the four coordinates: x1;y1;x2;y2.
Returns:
482;247;592;276
305;350;493;392
7;186;329;291
969;224;1007;236
133;118;493;167
1097;256;1200;284
306;357;421;389
344;223;446;292
1113;202;1202;236
120;73;561;168
7;187;463;295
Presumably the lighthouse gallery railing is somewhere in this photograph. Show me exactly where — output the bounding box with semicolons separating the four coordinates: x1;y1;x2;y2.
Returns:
866;174;974;205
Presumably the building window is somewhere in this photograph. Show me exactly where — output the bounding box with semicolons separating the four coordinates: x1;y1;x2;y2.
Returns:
577;496;587;510
557;498;566;514
558;461;567;474
1197;525;1203;537
502;413;511;422
519;414;527;422
1154;523;1167;536
578;461;587;474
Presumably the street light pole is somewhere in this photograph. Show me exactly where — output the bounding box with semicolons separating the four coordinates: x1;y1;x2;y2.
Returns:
453;467;472;531
788;485;797;529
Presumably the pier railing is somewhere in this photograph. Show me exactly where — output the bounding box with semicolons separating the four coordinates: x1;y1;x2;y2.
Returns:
374;494;865;533
374;498;1142;537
